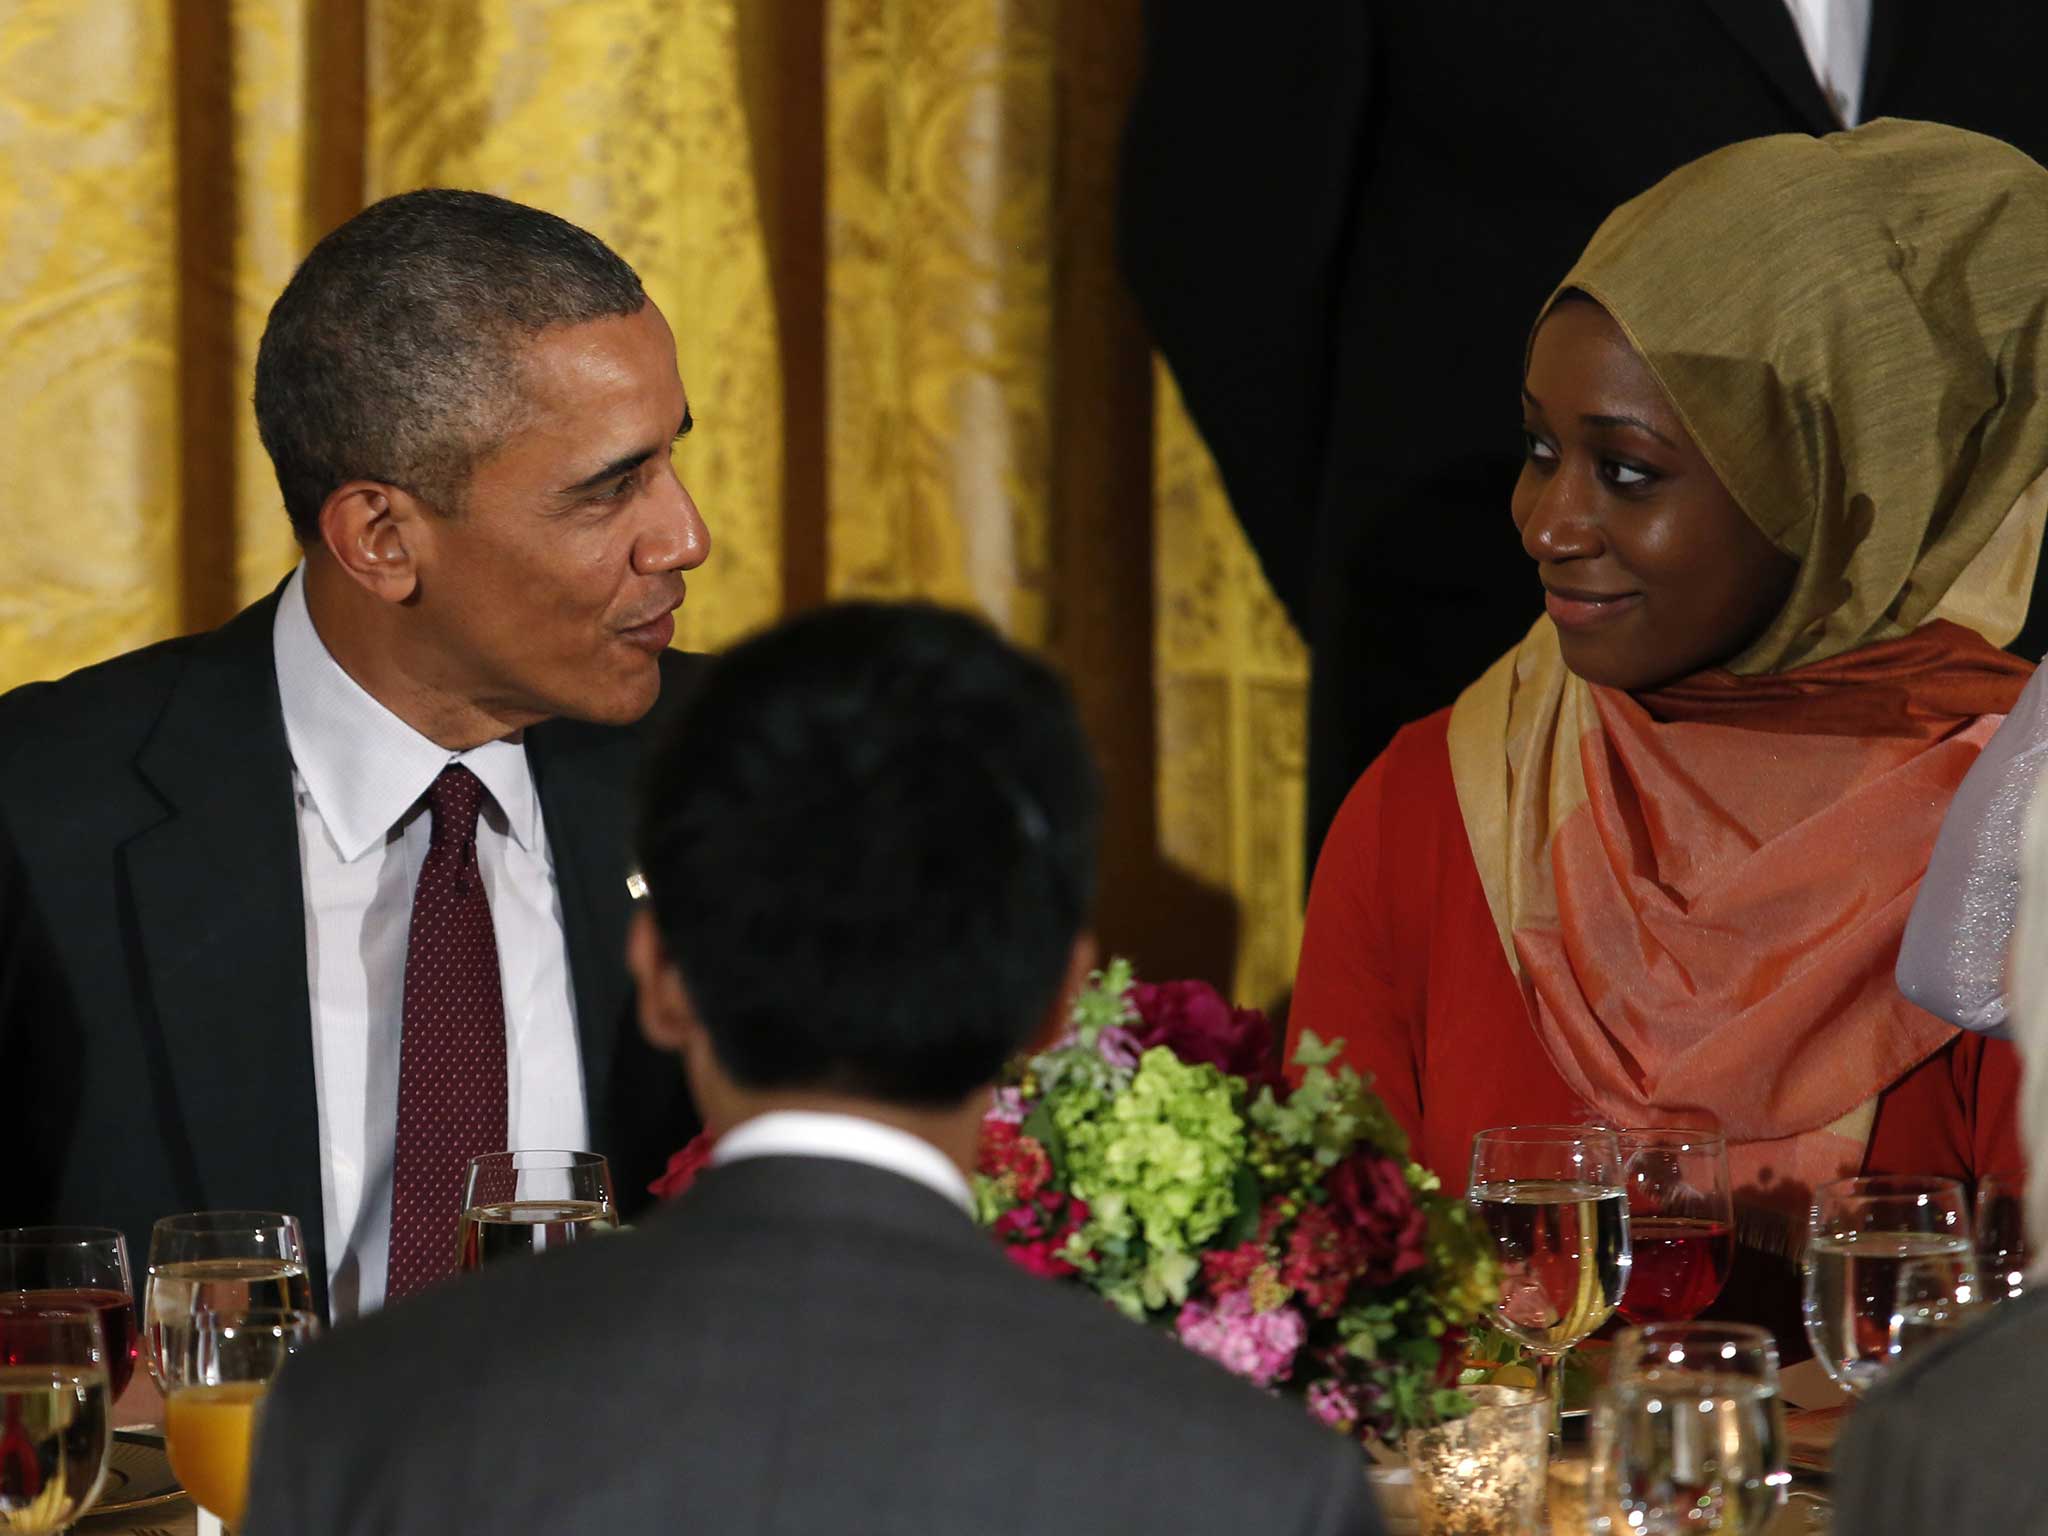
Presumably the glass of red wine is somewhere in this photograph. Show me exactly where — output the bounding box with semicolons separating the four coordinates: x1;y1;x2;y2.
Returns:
0;1230;137;1404
1616;1126;1734;1325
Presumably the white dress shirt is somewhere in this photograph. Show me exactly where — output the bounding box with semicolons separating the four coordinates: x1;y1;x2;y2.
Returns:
710;1110;975;1215
273;566;587;1320
1782;0;1873;126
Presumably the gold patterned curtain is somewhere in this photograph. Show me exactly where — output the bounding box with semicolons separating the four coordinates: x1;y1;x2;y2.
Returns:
0;0;1309;1006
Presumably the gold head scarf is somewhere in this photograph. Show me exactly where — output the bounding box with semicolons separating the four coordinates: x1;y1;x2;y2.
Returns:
1448;120;2048;1213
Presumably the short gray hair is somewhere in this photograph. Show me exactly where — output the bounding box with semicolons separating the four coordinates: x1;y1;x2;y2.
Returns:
253;188;647;541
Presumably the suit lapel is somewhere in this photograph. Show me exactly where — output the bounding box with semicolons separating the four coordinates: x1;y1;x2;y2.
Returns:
525;718;638;1153
125;595;328;1296
1696;0;1843;133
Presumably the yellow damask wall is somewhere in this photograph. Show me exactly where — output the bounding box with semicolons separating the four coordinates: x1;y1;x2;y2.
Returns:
0;0;1308;1006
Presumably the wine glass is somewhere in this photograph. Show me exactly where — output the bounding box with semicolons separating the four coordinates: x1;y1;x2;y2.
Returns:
1975;1173;2027;1304
0;1230;137;1403
1469;1124;1631;1438
1802;1174;1971;1397
1616;1125;1734;1324
144;1212;312;1387
1605;1321;1789;1533
459;1151;619;1271
0;1300;113;1532
158;1306;318;1531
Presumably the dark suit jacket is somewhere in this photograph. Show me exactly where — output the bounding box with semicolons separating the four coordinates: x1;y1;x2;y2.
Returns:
1121;0;2048;861
243;1156;1383;1536
1832;1286;2048;1533
0;589;702;1311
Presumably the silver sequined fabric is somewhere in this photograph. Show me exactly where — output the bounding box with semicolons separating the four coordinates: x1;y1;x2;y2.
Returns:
1897;665;2048;1037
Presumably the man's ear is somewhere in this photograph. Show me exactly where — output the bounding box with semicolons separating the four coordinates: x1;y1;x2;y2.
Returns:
316;480;428;604
628;907;695;1053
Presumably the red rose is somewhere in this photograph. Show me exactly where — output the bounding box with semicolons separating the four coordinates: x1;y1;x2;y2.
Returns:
1127;980;1281;1091
649;1130;717;1201
1324;1150;1428;1287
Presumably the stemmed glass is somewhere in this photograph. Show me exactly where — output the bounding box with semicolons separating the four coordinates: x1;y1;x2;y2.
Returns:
1604;1321;1789;1533
1802;1174;1972;1397
0;1230;138;1404
1615;1125;1734;1324
1469;1124;1632;1438
459;1151;619;1272
144;1213;312;1388
0;1301;113;1532
1975;1173;2028;1304
158;1306;319;1531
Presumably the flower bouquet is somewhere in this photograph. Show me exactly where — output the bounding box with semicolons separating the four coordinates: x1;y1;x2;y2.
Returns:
973;960;1498;1447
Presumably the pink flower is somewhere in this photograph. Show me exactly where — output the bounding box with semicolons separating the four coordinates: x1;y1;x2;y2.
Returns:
649;1131;717;1201
984;1087;1027;1127
994;1190;1091;1277
1308;1379;1363;1434
1324;1150;1428;1287
1128;980;1281;1092
1173;1289;1306;1388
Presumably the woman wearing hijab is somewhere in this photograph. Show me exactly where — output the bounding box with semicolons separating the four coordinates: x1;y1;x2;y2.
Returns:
1287;119;2048;1327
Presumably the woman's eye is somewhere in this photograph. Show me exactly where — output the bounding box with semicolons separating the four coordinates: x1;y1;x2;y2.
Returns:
1604;460;1656;488
1521;430;1557;463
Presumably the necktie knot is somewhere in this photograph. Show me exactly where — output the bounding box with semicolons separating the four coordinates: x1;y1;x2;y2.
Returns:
424;763;490;854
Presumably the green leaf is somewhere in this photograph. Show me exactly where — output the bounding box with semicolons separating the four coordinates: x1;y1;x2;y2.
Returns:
1020;1101;1065;1178
1223;1164;1262;1246
1291;1029;1343;1069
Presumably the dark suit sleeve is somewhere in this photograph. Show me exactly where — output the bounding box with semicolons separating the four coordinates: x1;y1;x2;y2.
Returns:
1305;1437;1386;1536
0;809;67;1226
241;1362;318;1536
1831;1388;1922;1536
1116;0;1374;630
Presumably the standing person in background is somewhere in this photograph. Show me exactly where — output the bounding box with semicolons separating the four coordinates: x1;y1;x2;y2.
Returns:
0;189;710;1325
1120;2;2048;866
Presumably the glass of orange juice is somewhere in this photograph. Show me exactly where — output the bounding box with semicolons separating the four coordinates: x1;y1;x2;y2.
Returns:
157;1307;318;1530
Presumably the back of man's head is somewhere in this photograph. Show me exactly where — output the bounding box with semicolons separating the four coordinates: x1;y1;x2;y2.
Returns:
254;187;647;543
636;602;1100;1106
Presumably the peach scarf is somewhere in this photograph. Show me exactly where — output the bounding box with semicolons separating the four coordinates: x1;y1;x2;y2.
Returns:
1448;121;2048;1208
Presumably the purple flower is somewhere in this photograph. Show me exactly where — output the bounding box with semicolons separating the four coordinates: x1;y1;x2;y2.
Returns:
1173;1289;1306;1389
1094;1024;1144;1070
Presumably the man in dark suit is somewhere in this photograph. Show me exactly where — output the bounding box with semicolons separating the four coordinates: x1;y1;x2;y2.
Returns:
242;602;1382;1536
1121;2;2048;865
0;189;709;1321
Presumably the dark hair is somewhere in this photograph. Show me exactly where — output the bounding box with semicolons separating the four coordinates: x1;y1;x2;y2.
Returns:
253;188;647;542
636;602;1101;1106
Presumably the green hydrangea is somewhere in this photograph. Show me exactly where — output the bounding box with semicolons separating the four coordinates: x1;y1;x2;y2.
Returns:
1057;1046;1245;1261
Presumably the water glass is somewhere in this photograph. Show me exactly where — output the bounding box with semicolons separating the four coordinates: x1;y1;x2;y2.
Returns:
144;1212;311;1388
1889;1251;1984;1360
1802;1175;1971;1397
0;1229;137;1402
0;1301;113;1533
1468;1125;1631;1438
459;1151;618;1272
158;1306;320;1530
1405;1383;1548;1535
1606;1322;1788;1534
1616;1125;1734;1324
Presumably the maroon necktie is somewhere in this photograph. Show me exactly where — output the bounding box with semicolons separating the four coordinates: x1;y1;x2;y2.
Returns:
386;764;509;1301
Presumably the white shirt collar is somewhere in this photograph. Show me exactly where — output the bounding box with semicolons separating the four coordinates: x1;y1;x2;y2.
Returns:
272;565;544;862
710;1110;975;1215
